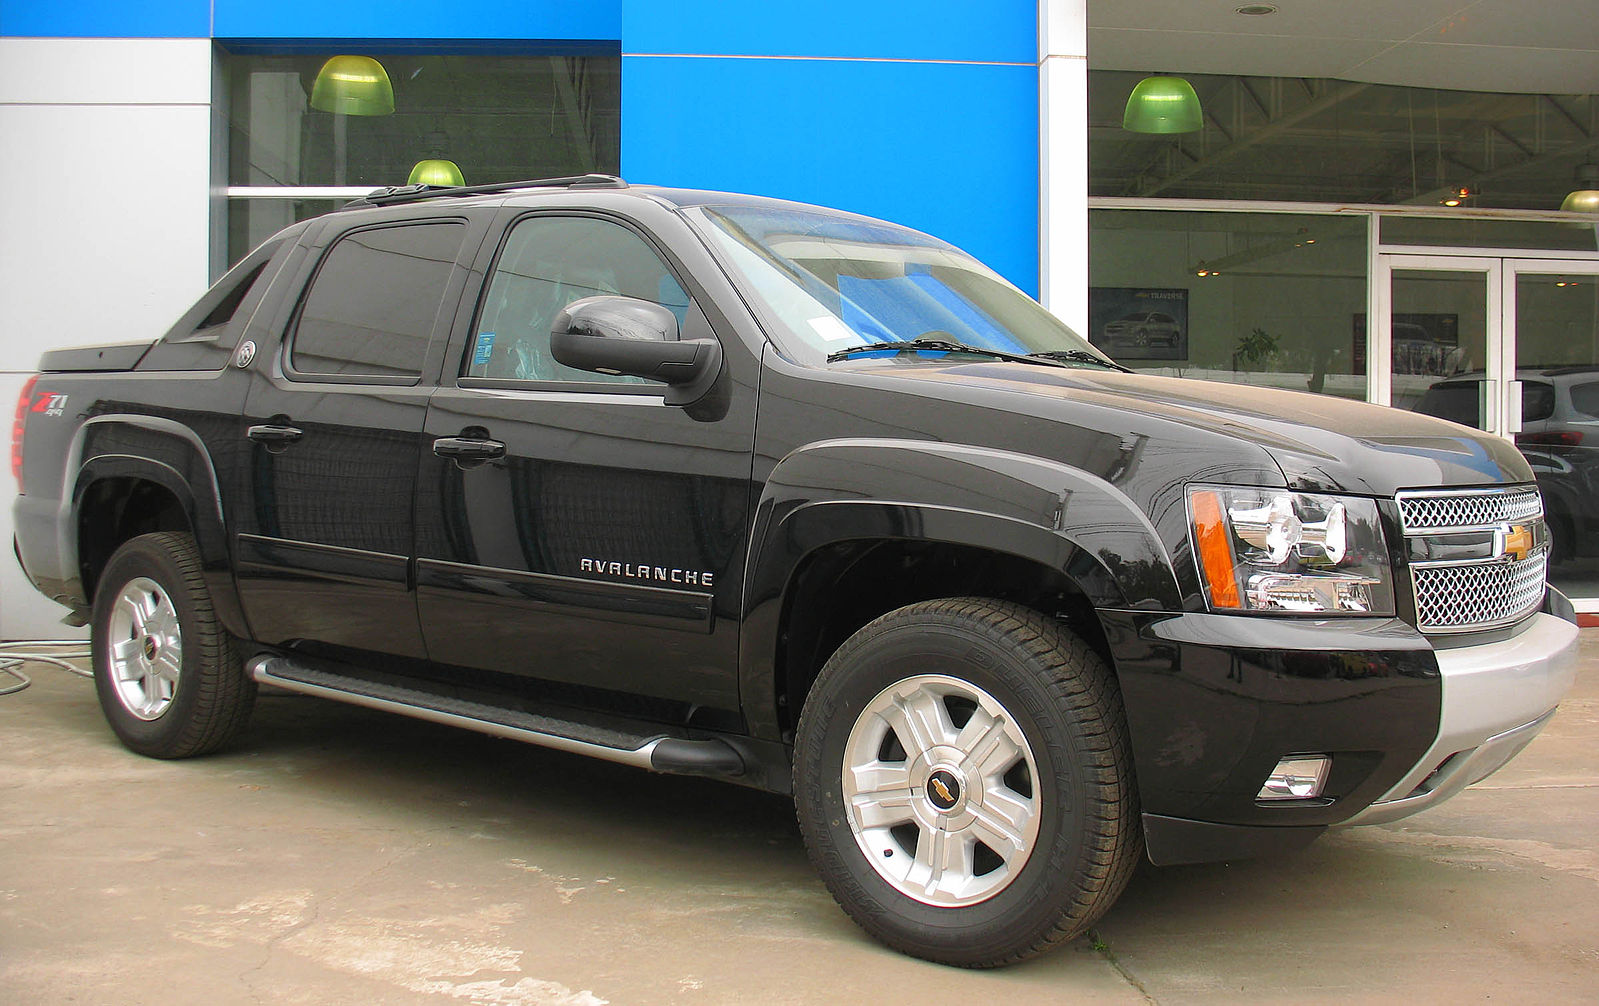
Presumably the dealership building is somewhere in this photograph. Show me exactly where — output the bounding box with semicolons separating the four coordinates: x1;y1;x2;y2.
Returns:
2;1;1597;637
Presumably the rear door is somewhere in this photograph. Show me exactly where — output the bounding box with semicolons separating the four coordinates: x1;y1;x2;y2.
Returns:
413;208;759;718
234;209;491;662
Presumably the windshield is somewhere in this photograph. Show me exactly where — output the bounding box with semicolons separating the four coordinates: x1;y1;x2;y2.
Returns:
690;205;1108;366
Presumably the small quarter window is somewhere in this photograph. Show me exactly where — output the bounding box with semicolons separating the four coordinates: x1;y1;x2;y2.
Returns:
292;222;465;379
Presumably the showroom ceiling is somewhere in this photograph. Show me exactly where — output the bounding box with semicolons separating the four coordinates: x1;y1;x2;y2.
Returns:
1087;1;1599;209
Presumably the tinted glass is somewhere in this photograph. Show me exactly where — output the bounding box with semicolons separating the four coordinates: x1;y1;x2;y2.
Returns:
466;216;688;384
1414;381;1479;427
1091;71;1597;212
222;51;619;188
292;222;464;378
1572;381;1599;419
1089;209;1368;398
1523;381;1556;423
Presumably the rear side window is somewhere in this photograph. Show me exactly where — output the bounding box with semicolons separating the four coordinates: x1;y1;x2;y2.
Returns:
1522;381;1556;423
1570;381;1599;419
291;222;465;379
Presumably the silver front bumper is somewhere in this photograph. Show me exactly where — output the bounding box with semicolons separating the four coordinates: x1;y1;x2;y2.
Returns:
1343;612;1579;827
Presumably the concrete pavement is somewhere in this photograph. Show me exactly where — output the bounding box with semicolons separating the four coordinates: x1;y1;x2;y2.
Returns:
2;633;1596;1005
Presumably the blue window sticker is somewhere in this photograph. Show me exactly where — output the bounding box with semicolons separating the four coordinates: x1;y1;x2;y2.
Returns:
471;332;496;367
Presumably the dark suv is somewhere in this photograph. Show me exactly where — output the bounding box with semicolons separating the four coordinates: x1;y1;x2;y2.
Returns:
12;176;1579;967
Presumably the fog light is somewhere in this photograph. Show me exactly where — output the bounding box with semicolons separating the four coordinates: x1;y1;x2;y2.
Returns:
1258;755;1331;800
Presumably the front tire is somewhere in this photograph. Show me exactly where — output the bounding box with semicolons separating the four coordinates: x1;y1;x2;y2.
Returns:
793;598;1140;967
90;531;256;758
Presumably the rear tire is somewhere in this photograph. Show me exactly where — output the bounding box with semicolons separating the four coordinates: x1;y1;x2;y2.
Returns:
90;532;256;758
793;598;1141;967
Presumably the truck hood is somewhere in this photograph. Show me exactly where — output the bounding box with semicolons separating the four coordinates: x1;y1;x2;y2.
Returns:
853;360;1535;496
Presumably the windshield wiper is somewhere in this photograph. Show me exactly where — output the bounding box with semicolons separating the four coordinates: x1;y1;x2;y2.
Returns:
1026;350;1131;373
828;338;1062;366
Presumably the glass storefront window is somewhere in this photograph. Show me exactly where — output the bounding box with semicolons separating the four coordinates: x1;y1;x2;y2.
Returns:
222;50;619;188
1513;271;1599;594
1088;210;1368;399
217;46;620;269
1381;216;1598;253
1091;72;1596;213
227;198;338;266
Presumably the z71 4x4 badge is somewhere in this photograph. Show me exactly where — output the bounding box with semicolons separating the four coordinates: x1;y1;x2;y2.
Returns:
30;392;68;418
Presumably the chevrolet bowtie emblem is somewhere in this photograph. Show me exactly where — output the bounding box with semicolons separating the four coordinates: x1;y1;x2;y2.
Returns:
930;778;954;803
1504;524;1534;562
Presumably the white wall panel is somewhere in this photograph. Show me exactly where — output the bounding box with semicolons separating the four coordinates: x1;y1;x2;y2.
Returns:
1039;0;1089;335
0;38;213;105
1;38;213;640
0;103;213;370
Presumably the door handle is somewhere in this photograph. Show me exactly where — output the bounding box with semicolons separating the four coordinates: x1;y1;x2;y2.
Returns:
432;437;506;461
246;424;304;446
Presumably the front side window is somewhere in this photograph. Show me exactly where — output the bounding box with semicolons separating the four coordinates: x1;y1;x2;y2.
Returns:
291;222;465;379
466;216;689;385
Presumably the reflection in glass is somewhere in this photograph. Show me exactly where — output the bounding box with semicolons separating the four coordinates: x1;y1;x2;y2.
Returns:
1514;272;1599;597
1088;210;1368;399
222;49;619;189
1391;269;1489;426
227;198;337;265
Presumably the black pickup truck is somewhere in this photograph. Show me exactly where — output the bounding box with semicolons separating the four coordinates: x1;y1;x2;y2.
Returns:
12;175;1580;967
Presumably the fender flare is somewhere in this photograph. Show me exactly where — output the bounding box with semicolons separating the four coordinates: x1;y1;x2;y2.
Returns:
737;438;1179;739
62;415;249;639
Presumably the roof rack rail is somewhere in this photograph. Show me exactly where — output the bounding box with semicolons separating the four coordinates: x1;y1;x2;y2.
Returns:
343;173;627;209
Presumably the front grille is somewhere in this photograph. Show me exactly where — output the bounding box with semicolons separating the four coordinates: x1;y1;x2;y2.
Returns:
1397;487;1542;532
1397;486;1548;633
1412;554;1548;633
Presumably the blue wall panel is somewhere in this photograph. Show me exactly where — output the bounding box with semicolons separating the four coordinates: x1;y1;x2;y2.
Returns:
622;1;1036;64
622;56;1039;293
214;0;621;41
0;0;209;37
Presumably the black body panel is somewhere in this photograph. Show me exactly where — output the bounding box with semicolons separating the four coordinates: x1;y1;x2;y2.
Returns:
13;182;1552;867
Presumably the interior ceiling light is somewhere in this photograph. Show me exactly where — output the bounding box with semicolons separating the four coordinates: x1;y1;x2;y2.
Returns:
1123;76;1203;134
310;55;395;116
408;159;465;187
1561;164;1599;213
1235;4;1279;14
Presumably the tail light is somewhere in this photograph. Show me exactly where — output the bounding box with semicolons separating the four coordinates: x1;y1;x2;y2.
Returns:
12;375;37;489
1515;430;1584;447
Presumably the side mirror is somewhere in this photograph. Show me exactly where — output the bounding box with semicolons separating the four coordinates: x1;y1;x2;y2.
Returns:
550;295;721;406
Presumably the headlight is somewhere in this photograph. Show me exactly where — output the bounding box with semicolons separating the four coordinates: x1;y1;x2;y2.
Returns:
1187;486;1394;615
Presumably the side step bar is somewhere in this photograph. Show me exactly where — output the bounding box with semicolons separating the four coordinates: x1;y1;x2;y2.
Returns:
246;654;745;779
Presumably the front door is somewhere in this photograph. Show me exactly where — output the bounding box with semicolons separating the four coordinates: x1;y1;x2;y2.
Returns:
413;211;757;718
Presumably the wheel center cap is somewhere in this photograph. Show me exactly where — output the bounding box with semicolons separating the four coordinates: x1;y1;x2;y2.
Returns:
926;769;964;813
142;636;158;662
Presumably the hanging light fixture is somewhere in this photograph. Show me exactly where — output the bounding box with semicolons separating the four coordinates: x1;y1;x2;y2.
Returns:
1561;163;1599;213
310;55;394;116
408;159;465;187
1123;76;1203;134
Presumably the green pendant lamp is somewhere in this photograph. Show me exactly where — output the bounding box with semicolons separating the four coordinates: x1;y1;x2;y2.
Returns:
408;159;466;187
1123;75;1203;134
310;55;395;116
1561;164;1599;213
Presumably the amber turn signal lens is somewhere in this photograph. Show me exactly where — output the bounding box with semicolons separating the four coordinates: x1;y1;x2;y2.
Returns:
1190;489;1242;609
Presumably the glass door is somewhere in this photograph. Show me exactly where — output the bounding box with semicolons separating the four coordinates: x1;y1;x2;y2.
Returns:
1376;256;1504;433
1506;260;1599;599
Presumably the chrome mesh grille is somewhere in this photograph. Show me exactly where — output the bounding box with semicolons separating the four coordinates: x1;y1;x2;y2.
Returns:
1397;487;1543;531
1412;555;1548;633
1398;485;1548;633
